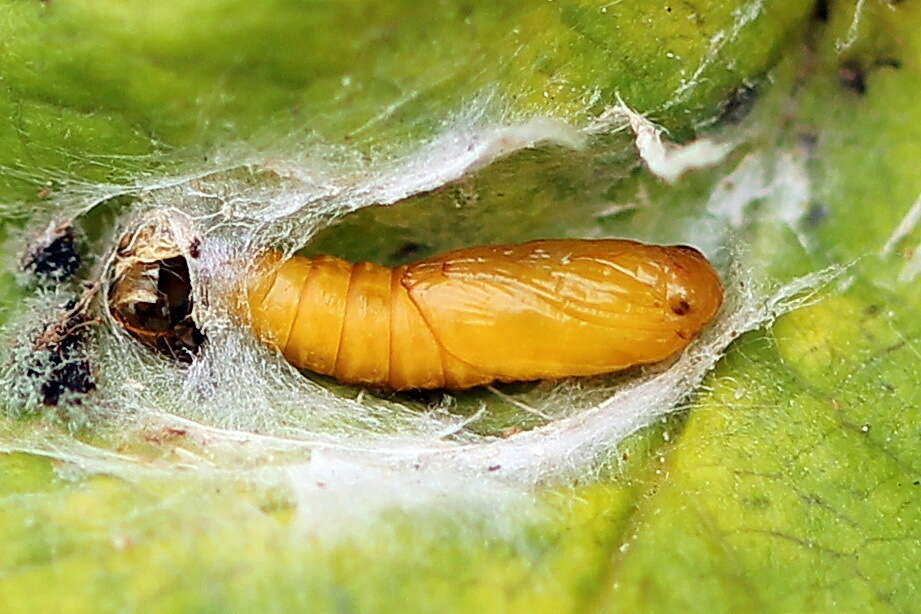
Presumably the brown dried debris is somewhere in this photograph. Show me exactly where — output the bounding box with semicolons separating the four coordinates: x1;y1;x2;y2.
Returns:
22;221;82;283
29;288;98;406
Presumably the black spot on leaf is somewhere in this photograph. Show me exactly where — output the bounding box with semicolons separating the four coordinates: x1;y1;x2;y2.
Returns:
805;203;829;227
839;61;866;95
390;242;427;262
813;0;829;22
719;84;759;124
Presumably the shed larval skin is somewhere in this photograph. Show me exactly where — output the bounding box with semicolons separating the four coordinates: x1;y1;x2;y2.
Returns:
245;239;724;390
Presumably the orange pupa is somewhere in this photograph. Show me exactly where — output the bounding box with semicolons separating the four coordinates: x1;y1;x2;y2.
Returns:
245;239;723;390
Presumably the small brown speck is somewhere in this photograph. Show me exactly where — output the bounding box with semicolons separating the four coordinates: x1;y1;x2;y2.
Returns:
839;61;866;94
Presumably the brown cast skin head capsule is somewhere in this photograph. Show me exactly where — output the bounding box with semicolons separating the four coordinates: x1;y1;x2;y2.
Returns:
107;220;205;363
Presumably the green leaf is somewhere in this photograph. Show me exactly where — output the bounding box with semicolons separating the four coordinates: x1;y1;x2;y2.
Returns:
4;1;921;612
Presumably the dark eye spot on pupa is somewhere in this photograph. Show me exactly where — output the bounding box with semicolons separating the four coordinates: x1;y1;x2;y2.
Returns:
671;298;691;316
